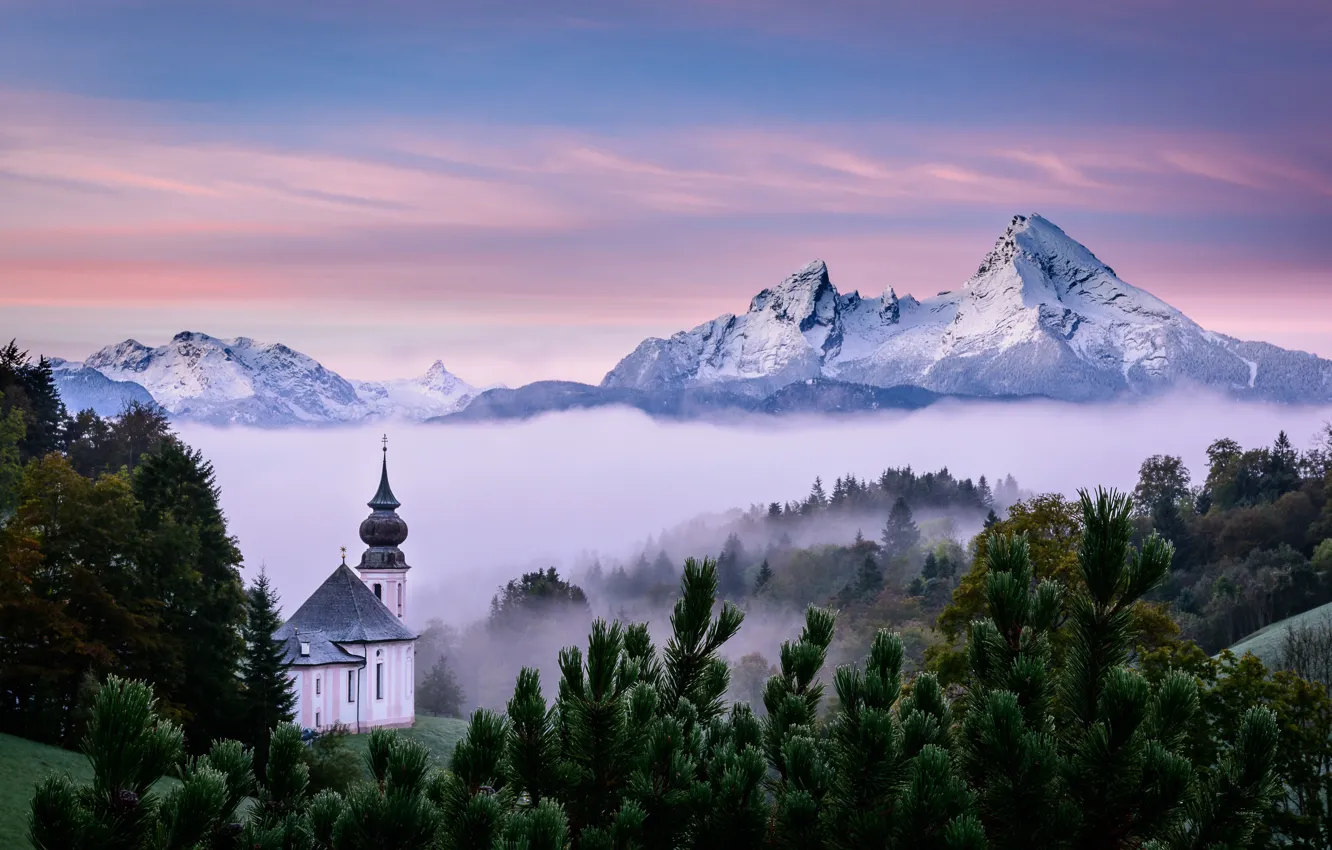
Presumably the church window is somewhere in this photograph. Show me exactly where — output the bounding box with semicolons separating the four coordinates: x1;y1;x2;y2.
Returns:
315;677;321;695
315;711;321;728
397;584;403;617
376;663;384;699
373;583;382;600
348;672;355;702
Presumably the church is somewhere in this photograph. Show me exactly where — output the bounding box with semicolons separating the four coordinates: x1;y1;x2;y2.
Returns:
275;442;418;733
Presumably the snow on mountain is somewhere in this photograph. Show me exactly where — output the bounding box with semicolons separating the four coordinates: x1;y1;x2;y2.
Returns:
50;358;156;417
353;360;479;420
76;332;479;425
603;214;1332;404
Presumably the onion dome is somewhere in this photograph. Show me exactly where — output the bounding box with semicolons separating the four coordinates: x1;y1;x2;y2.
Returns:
357;438;410;569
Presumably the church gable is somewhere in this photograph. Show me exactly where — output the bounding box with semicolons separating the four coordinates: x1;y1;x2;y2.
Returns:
277;563;416;649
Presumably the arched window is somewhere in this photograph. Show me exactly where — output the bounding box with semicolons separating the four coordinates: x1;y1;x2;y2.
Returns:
397;583;403;617
373;583;382;600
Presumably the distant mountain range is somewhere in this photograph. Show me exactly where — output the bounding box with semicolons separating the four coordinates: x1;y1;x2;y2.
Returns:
53;333;480;425
49;214;1332;425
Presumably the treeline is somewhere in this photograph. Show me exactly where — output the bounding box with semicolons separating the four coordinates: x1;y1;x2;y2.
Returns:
1133;428;1332;650
584;464;1014;608
0;341;286;753
32;501;1288;850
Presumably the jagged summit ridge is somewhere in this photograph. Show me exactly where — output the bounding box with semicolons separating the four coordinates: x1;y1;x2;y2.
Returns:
72;332;478;425
603;213;1332;403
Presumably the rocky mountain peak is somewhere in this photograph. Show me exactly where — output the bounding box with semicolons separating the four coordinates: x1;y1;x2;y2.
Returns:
747;259;839;332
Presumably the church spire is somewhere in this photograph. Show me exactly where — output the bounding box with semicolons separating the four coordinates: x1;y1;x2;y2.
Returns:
358;435;409;556
367;434;401;511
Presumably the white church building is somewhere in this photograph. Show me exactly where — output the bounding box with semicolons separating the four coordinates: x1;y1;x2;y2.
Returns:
275;444;417;732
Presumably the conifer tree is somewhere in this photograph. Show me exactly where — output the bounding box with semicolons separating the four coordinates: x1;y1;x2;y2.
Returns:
977;475;994;509
134;440;249;748
853;555;883;599
881;497;920;557
922;551;940;580
0;406;23;517
958;488;1279;850
242;570;296;776
753;559;773;595
28;676;253;850
419;654;465;718
807;477;828;511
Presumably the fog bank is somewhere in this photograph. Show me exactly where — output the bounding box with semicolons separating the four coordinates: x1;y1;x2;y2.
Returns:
178;394;1332;626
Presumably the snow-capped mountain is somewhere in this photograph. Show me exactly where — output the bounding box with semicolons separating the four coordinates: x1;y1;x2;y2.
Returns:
603;214;1332;403
50;359;155;417
71;332;478;425
353;360;479;420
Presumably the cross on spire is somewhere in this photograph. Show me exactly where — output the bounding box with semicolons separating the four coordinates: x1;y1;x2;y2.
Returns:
340;546;347;565
382;433;388;454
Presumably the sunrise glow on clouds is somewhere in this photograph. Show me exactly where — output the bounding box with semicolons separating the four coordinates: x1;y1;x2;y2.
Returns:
1;0;1329;385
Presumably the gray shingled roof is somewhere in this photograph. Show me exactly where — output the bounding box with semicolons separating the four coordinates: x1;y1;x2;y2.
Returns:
278;630;363;667
276;563;417;648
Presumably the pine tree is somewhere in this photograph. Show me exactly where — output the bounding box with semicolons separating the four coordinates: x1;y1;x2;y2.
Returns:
241;570;295;776
977;475;994;509
807;477;828;511
983;509;1000;529
958;488;1280;849
881;497;920;557
418;654;465;718
651;549;674;583
28;676;254;850
854;555;883;599
753;559;774;595
716;533;747;599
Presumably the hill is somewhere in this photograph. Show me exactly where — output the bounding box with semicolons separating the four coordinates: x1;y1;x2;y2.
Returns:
1228;599;1332;666
0;733;89;849
0;718;468;849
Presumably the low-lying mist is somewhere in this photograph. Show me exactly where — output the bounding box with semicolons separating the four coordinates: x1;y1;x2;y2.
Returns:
179;393;1332;704
182;393;1332;617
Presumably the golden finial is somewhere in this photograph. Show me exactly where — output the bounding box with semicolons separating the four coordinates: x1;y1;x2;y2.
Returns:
340;546;347;565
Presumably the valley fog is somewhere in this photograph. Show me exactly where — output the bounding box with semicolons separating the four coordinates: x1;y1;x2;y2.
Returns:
181;393;1332;626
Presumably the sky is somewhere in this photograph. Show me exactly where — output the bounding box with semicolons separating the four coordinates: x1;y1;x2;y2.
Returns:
1;0;1330;386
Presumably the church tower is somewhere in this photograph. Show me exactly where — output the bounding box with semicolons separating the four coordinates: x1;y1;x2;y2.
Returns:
356;437;410;619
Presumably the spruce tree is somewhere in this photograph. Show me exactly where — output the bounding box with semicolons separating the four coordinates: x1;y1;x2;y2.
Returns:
133;440;248;748
242;570;296;776
881;497;920;557
854;555;883;599
753;560;773;595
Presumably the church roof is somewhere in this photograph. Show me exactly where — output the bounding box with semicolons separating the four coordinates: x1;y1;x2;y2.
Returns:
276;563;417;647
278;630;362;667
368;452;401;511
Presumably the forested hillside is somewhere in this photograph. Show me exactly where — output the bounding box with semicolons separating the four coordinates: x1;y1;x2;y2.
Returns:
0;341;288;754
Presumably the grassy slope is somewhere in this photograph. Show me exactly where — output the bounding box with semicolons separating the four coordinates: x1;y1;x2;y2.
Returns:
0;733;90;849
0;718;467;849
1228;599;1332;665
342;715;469;771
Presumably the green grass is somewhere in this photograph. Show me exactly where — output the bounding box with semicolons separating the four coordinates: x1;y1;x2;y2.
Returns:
1227;599;1332;665
0;733;90;848
342;715;469;772
0;717;469;848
